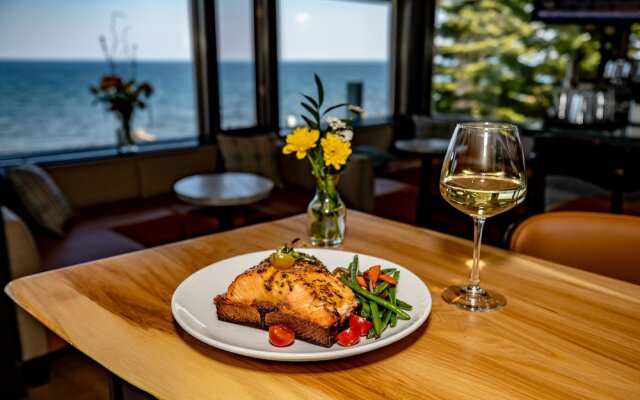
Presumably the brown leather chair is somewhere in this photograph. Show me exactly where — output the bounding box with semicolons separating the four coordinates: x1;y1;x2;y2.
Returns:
510;212;640;285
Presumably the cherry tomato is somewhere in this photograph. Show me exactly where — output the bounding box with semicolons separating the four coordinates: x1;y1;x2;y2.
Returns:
349;314;374;337
268;324;295;347
336;327;360;347
269;252;296;269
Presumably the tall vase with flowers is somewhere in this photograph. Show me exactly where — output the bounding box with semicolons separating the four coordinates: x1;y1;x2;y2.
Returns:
89;24;153;154
282;74;364;247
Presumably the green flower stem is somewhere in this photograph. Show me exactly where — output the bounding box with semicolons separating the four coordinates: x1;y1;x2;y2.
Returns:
307;173;345;247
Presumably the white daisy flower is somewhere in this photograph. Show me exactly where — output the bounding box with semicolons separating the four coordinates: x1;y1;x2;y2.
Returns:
326;116;347;130
335;129;353;142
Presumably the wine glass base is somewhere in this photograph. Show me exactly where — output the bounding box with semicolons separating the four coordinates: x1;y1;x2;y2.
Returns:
441;285;506;312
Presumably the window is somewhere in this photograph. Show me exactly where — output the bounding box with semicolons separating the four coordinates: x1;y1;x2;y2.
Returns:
432;0;600;123
0;0;196;156
215;0;257;130
278;0;391;128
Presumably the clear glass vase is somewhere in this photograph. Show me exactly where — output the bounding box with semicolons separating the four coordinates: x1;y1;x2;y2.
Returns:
307;174;346;247
116;120;138;155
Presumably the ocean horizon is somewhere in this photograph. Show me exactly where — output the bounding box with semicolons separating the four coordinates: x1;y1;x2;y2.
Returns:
0;60;390;156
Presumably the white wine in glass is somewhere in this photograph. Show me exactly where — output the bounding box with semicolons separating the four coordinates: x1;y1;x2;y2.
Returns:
439;122;527;312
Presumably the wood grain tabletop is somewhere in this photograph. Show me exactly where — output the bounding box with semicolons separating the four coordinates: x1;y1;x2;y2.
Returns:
6;211;640;399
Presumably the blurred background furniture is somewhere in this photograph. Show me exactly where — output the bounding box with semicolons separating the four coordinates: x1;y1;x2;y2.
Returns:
174;172;274;207
174;172;274;230
510;211;640;285
530;134;640;215
394;137;449;228
351;123;423;225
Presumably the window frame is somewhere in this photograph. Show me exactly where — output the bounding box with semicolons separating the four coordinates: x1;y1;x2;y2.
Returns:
0;0;423;162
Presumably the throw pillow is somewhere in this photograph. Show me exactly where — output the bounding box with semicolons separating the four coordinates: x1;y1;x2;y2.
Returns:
217;133;284;188
7;164;75;236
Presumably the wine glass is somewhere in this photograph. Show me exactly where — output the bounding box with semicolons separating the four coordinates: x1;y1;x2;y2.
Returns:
439;122;527;312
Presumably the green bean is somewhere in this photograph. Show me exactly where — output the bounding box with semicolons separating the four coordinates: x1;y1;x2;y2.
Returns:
388;271;399;303
367;327;376;339
349;255;359;283
367;310;392;339
373;281;390;295
374;270;400;295
339;277;410;320
359;298;371;316
396;299;413;311
370;301;382;337
381;268;397;274
381;310;392;331
390;313;398;328
389;271;400;328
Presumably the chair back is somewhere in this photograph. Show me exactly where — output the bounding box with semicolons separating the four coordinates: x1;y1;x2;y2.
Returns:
510;211;640;285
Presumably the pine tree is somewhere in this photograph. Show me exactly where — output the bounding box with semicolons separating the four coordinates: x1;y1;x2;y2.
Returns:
433;0;600;122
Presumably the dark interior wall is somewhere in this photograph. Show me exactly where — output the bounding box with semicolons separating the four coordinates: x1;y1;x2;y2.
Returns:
0;173;27;399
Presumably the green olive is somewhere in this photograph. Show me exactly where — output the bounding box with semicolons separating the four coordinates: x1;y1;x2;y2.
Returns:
269;252;296;269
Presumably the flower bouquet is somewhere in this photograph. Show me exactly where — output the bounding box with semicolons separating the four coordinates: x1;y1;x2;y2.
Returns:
89;34;153;153
282;74;364;247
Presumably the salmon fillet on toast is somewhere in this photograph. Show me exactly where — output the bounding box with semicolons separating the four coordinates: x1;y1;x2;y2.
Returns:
214;245;357;347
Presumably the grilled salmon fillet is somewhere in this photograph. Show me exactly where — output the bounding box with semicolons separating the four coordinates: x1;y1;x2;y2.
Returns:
214;253;357;347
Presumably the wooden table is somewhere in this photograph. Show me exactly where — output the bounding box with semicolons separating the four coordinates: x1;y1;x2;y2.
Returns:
6;212;640;399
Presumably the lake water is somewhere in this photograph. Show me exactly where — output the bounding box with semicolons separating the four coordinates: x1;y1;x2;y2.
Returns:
0;61;390;156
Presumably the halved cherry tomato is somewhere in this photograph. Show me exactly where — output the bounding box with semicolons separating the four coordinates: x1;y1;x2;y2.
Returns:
336;327;360;347
349;314;373;337
268;324;295;347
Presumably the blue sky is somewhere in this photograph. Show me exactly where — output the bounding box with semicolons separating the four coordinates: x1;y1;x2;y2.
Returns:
0;0;390;61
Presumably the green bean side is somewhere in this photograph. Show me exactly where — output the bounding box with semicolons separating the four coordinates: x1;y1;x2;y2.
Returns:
340;277;411;320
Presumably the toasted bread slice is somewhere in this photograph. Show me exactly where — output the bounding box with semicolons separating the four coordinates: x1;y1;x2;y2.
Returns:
214;296;338;347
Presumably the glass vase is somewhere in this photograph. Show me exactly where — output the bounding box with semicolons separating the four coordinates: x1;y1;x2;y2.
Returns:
307;174;346;247
116;126;138;155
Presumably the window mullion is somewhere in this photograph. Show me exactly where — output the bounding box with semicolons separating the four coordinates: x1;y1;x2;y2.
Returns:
254;0;280;132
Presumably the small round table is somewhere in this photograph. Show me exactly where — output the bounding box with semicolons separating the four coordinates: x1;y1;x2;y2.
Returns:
174;172;274;207
174;173;274;231
394;138;450;228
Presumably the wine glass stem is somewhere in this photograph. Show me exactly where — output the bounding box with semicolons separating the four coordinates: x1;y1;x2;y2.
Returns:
468;217;486;293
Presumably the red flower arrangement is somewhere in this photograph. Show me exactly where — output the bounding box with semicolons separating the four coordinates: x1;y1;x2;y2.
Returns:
90;18;153;150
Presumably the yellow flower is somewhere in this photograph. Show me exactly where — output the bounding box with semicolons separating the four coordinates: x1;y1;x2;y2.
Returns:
321;133;352;170
283;127;320;159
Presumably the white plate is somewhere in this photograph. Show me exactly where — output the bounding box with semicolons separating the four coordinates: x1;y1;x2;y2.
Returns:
171;249;432;361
